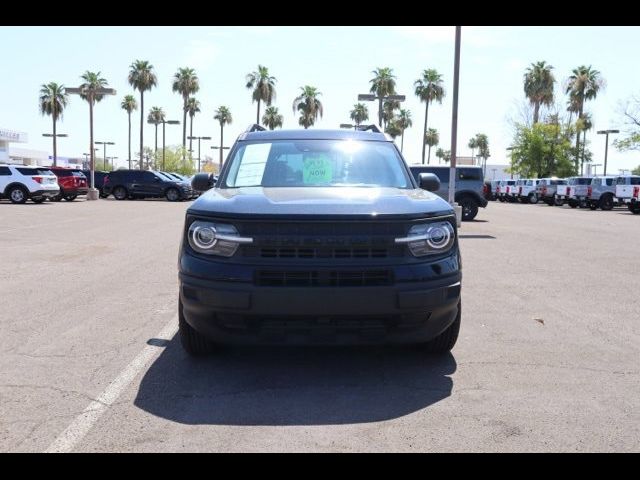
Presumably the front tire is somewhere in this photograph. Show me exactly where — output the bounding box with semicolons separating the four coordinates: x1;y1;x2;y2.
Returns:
8;186;28;204
422;302;461;354
165;187;181;202
113;186;128;200
528;193;539;204
179;300;215;356
458;197;479;221
64;194;77;202
599;194;614;211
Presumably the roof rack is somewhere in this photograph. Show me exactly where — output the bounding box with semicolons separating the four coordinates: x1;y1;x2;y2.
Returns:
245;124;266;133
355;124;382;133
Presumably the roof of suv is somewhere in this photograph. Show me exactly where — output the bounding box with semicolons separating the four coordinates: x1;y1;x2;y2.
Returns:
240;128;389;142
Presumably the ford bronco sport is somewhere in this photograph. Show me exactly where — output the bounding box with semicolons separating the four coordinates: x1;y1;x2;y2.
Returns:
178;125;462;355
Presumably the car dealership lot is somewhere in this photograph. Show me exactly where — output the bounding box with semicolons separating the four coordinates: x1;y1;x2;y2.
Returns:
1;199;638;452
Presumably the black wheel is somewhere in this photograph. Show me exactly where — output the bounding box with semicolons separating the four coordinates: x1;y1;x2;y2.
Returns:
64;194;77;202
632;206;640;215
165;187;181;202
422;302;461;354
458;197;479;221
113;186;128;200
99;189;108;199
32;196;46;204
599;194;614;211
528;193;539;204
589;203;598;210
179;300;215;355
554;196;564;206
51;190;63;202
498;196;505;203
569;200;578;209
8;185;28;204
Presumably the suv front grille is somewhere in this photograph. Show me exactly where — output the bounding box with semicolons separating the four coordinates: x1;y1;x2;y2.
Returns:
256;269;393;287
244;246;403;259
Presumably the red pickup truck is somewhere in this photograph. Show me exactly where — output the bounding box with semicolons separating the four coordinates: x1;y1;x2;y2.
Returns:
49;167;88;201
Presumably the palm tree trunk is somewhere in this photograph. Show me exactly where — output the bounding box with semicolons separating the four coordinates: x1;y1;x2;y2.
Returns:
378;98;383;128
422;102;430;164
52;116;57;167
574;106;583;173
581;130;587;175
427;145;432;164
127;112;132;170
189;114;194;156
256;99;261;125
471;147;475;163
89;98;95;188
533;102;540;124
154;124;158;170
400;129;405;153
182;97;187;162
139;92;144;170
219;124;224;170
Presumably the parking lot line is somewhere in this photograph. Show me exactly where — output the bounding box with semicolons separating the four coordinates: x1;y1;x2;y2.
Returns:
44;315;178;453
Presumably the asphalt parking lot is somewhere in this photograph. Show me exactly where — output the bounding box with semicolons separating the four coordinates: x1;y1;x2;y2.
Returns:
1;198;638;452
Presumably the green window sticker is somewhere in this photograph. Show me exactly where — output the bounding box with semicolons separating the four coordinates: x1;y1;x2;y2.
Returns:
303;155;333;184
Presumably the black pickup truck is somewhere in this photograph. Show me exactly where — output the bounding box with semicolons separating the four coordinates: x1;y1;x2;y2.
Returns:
178;125;462;355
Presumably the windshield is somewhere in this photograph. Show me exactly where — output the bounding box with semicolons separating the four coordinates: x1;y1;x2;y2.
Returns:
223;139;412;188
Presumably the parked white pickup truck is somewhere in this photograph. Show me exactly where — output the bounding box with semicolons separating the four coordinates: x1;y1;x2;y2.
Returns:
557;177;592;208
585;176;619;211
615;175;640;214
518;179;541;204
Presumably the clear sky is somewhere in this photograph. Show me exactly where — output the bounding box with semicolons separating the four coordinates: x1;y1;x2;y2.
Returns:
1;26;639;173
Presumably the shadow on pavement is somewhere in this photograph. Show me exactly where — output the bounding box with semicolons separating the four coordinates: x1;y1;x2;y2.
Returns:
459;234;496;239
134;336;456;426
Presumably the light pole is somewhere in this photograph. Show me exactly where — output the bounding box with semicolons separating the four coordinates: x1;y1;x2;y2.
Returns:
591;163;603;176
42;133;68;166
187;135;212;172
65;86;116;200
95;141;114;171
82;152;89;168
106;156;118;170
448;25;461;206
357;93;406;128
596;129;619;176
211;146;230;173
159;119;180;171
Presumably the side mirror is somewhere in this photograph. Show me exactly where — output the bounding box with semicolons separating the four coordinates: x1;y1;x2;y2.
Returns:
418;173;440;192
192;173;215;191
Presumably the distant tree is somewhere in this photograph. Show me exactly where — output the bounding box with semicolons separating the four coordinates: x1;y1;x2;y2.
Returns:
39;82;68;167
435;148;451;164
415;69;445;164
246;65;277;124
632;165;640;175
468;137;477;162
576;112;593;174
172;67;199;157
475;133;490;171
262;106;283;130
292;86;323;129
213;106;232;170
128;60;158;169
147;106;165;167
614;94;640;151
382;99;400;129
425;128;439;164
186;97;201;155
369;67;396;127
120;95;137;169
509;122;575;178
396;109;412;153
350;103;369;127
385;118;402;140
524;61;555;124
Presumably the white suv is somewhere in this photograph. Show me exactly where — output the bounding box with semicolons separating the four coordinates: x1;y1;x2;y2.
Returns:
0;164;60;204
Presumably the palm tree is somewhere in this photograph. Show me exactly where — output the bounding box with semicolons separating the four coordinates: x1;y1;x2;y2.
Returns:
213;106;232;170
565;65;604;171
435;148;451;164
147;107;165;168
172;67;199;158
576;112;593;175
369;67;396;127
382;99;400;129
120;95;137;169
186;97;201;155
128;60;158;170
39;82;68;167
246;65;277;124
524;61;555;124
350;103;369;127
385;119;402;140
475;133;490;173
468;137;477;162
425;128;439;164
415;69;445;165
292;86;323;129
396;109;412;153
262;106;283;130
79;71;109;175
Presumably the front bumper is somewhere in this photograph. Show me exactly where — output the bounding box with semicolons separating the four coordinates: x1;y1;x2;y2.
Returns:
179;255;462;345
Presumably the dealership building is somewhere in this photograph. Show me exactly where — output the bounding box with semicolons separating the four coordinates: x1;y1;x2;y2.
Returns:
1;127;84;168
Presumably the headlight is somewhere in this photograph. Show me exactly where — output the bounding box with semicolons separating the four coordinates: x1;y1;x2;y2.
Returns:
188;221;253;257
395;220;455;257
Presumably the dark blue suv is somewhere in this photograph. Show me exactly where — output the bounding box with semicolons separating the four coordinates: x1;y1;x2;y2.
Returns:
178;125;462;355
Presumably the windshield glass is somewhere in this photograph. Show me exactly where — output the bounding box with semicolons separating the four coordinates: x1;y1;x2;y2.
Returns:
223;140;412;188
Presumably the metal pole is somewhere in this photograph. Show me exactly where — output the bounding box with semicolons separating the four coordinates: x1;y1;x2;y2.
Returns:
604;132;609;176
162;121;166;171
198;137;201;172
89;92;95;192
448;26;461;205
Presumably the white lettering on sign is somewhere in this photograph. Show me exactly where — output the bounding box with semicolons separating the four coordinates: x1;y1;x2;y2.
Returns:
0;129;26;142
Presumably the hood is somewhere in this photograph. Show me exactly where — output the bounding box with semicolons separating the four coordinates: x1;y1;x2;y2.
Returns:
188;187;454;218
